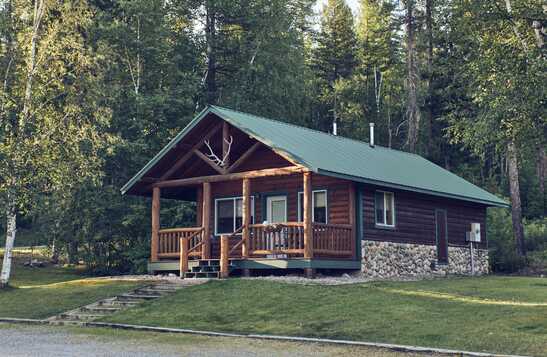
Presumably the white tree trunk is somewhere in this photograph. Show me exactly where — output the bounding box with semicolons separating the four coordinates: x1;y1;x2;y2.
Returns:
1;194;17;287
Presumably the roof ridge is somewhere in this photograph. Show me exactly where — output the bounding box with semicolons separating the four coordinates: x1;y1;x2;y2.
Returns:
210;105;423;160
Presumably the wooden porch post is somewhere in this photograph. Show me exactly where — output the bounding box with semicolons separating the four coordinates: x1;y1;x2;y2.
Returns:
179;237;188;278
349;182;357;259
242;178;250;258
220;234;229;278
151;187;160;262
303;171;313;259
202;182;211;259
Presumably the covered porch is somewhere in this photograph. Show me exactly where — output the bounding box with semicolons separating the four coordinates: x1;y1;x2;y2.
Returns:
149;168;359;278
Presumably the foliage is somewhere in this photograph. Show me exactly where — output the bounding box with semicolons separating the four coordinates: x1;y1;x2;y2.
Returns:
104;278;547;356
488;208;547;273
0;0;544;274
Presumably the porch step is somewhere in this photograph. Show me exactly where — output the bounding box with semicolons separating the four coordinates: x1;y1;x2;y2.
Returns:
47;281;200;326
183;259;237;279
184;271;220;279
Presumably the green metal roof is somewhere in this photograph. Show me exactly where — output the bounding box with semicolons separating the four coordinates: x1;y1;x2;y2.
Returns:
122;105;508;207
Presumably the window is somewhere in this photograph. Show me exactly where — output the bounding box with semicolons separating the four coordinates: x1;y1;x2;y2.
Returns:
375;191;395;227
298;190;328;223
214;197;254;235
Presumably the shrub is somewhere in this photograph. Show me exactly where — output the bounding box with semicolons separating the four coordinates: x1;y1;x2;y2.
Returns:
487;208;547;274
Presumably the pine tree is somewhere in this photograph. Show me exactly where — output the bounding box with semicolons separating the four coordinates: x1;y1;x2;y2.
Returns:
311;0;357;132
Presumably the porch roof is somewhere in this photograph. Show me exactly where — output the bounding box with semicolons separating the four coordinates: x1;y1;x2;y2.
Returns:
122;105;508;207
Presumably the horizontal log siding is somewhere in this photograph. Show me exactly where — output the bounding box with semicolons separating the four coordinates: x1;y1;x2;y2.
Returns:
361;185;487;249
201;174;352;258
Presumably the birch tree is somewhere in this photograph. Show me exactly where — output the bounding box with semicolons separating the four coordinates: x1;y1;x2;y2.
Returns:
0;0;110;287
445;0;545;258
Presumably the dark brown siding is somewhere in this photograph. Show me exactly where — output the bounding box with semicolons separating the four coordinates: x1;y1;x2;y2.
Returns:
361;185;488;249
198;173;353;258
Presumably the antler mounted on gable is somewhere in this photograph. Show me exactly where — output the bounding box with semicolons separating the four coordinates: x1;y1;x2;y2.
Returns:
203;136;233;168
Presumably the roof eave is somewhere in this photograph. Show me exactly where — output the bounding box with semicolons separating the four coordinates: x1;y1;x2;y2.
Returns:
317;169;509;208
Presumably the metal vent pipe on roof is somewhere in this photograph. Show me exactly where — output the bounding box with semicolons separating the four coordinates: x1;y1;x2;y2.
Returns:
369;122;375;147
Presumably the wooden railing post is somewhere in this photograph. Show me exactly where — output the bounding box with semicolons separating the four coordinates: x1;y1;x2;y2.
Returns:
303;171;313;259
220;234;229;278
202;182;211;259
151;187;160;262
242;178;250;258
179;237;188;278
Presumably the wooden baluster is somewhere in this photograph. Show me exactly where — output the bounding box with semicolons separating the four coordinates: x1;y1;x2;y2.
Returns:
180;237;188;278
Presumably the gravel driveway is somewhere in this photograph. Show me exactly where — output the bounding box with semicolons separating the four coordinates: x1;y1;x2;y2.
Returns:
0;323;431;357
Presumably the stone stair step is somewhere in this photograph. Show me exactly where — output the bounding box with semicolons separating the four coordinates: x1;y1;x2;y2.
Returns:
119;293;161;300
58;313;104;321
82;306;122;313
184;271;219;279
100;300;140;307
49;320;85;326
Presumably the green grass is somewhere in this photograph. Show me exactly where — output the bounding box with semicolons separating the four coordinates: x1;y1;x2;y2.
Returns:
0;259;142;319
103;277;547;356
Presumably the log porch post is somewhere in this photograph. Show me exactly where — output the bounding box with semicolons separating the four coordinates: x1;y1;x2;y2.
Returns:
151;186;160;262
202;182;211;259
242;178;250;258
349;182;357;260
179;237;188;278
303;171;313;259
220;234;229;278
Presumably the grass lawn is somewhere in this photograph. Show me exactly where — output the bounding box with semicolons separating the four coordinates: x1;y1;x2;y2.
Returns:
103;276;547;356
0;258;142;319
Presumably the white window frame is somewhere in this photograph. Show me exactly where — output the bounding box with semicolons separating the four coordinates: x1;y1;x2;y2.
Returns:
214;196;255;236
375;190;395;227
297;189;328;223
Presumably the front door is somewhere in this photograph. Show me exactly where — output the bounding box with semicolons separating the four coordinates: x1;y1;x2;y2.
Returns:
266;195;287;223
266;196;287;253
435;209;448;264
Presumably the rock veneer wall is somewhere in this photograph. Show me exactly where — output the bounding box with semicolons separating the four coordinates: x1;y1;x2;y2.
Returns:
361;240;489;278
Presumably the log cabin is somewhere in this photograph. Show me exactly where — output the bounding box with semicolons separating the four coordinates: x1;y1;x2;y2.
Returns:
121;106;508;278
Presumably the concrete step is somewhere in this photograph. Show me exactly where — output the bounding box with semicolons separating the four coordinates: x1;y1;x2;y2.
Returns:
58;313;104;321
82;306;122;314
184;271;219;279
100;300;140;307
119;293;161;300
49;320;85;326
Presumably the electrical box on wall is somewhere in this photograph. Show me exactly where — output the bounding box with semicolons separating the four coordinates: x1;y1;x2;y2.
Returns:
466;223;481;242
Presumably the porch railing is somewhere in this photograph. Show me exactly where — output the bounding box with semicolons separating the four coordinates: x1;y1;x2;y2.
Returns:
248;222;305;256
158;227;203;259
312;223;353;258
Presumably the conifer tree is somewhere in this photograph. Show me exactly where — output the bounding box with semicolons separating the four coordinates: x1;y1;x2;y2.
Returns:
311;0;357;132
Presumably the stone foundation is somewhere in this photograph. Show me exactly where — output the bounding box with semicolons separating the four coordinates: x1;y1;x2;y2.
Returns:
361;240;489;278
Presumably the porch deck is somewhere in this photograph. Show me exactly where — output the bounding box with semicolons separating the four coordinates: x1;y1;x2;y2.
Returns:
149;257;361;274
152;221;359;277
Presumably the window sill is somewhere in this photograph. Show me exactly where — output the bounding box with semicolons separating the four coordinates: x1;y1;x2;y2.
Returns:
375;224;396;230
